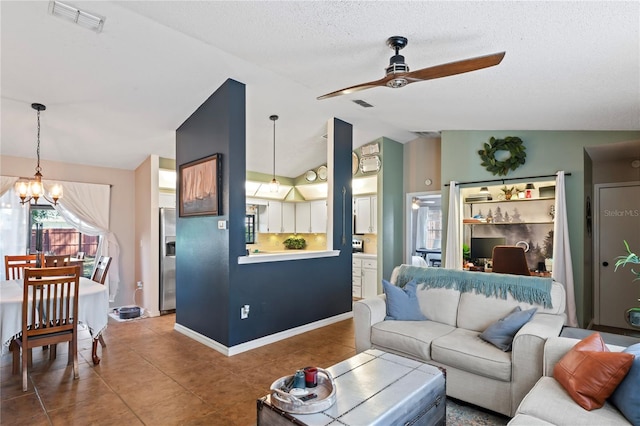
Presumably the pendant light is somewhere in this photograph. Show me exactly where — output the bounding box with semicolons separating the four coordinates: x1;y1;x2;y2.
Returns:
15;103;63;205
269;115;280;193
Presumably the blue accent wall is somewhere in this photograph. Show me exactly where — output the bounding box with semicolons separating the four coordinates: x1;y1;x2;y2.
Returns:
176;80;352;347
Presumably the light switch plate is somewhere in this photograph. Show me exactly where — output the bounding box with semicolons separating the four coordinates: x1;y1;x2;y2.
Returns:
217;220;227;229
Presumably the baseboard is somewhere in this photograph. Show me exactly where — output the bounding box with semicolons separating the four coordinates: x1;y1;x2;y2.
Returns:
174;311;354;357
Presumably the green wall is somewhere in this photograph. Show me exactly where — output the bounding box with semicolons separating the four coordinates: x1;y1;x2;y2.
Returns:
441;130;640;327
379;137;404;283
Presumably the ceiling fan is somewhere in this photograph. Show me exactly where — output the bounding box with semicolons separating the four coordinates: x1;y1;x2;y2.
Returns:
317;36;505;100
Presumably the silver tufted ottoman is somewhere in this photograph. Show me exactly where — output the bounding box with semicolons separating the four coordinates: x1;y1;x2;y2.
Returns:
257;349;446;426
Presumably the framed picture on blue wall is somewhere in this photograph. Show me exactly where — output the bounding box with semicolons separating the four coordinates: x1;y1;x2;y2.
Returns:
179;153;222;217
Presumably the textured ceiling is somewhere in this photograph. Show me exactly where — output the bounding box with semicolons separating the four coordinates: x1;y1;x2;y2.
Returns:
1;1;639;178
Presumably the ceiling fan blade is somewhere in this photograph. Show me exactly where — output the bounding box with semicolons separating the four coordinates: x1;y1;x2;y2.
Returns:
317;75;395;100
403;52;506;83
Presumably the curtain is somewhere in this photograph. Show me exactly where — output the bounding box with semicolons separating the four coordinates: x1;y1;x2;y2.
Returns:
0;177;29;280
45;180;121;302
553;171;578;327
415;206;428;249
445;181;462;269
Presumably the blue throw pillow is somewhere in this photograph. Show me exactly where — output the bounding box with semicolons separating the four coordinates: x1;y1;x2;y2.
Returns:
479;306;537;351
382;279;427;321
610;343;640;425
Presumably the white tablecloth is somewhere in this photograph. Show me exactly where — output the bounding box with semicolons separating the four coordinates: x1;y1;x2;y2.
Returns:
0;277;109;354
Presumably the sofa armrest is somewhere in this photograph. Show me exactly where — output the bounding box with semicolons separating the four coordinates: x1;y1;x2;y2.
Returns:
509;313;565;416
353;295;386;353
542;336;626;376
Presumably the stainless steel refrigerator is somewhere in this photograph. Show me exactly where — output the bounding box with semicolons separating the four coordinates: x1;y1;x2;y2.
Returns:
159;207;176;313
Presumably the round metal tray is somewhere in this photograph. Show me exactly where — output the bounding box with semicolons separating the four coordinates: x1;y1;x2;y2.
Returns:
270;368;336;414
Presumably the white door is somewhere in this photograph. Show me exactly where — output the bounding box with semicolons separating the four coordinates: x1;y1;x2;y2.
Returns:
594;182;640;330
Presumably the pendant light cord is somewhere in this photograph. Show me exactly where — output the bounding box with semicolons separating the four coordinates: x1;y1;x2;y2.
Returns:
35;108;42;174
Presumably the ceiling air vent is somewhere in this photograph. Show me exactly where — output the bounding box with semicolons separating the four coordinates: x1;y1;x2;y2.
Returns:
352;100;374;108
49;1;106;33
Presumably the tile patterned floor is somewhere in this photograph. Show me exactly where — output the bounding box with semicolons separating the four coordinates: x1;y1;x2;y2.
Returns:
1;314;356;425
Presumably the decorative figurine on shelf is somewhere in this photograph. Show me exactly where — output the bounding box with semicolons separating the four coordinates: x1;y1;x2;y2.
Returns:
501;186;515;200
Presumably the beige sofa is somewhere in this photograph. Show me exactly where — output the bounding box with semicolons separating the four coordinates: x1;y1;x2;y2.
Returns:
353;266;567;417
509;336;631;425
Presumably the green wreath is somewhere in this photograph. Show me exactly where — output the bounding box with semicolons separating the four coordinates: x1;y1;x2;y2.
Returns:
478;136;526;176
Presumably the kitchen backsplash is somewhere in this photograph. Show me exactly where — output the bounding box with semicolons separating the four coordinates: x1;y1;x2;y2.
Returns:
361;234;377;254
249;233;327;252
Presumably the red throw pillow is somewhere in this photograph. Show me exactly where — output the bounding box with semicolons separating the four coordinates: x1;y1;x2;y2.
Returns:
553;333;634;410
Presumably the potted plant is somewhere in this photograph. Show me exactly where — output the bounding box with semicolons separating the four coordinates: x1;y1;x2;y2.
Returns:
614;240;640;328
462;243;471;267
283;235;306;250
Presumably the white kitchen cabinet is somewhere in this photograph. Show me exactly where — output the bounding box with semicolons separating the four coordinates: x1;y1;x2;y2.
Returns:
282;203;295;233
353;255;377;298
354;196;377;234
352;258;363;298
309;200;327;233
295;200;327;234
259;201;295;233
361;258;378;298
295;202;311;233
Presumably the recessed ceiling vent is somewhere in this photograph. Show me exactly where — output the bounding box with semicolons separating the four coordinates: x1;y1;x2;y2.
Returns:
352;99;374;108
49;1;106;33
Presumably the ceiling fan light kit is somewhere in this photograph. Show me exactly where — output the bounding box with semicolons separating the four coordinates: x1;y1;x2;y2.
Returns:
317;35;505;100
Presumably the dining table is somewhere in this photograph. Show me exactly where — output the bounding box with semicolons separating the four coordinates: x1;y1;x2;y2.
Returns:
1;276;109;365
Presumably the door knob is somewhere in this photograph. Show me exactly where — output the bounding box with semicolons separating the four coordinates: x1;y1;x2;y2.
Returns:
602;261;609;267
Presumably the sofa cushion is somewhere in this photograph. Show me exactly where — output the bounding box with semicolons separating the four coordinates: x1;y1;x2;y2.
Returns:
480;307;537;351
514;376;631;425
371;320;455;361
415;286;461;327
431;328;512;381
457;289;522;332
382;279;427;321
609;343;640;425
553;333;634;411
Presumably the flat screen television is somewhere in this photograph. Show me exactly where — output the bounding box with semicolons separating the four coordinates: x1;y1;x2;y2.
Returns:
471;237;506;261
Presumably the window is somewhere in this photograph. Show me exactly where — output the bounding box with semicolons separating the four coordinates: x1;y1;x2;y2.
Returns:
29;205;99;277
245;214;255;244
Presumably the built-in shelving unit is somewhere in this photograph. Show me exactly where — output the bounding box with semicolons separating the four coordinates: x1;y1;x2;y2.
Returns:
462;182;556;270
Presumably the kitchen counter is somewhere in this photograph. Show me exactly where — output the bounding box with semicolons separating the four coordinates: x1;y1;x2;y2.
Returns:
353;253;377;259
238;250;340;264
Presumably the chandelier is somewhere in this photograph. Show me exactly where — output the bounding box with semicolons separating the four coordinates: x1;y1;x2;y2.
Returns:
15;103;63;205
269;114;280;193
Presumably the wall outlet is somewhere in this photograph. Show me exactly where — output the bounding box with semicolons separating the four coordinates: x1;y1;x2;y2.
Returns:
241;304;250;319
218;220;227;230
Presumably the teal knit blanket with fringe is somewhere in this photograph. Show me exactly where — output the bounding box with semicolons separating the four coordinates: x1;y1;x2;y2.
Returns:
395;265;553;308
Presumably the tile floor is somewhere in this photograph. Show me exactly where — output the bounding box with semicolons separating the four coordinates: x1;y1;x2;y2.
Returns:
1;314;356;425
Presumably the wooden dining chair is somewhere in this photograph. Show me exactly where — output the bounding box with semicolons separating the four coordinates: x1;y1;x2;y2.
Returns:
44;255;70;267
91;256;112;285
12;266;80;391
91;256;112;348
4;254;44;280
